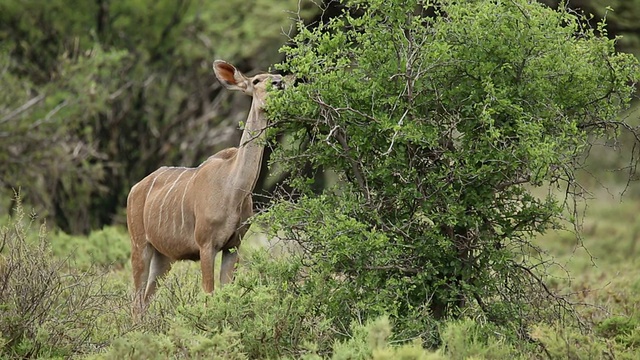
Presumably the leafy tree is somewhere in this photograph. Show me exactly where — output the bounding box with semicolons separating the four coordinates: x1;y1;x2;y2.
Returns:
261;0;640;340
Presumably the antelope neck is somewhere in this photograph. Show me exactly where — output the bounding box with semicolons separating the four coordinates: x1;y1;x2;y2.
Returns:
231;97;267;194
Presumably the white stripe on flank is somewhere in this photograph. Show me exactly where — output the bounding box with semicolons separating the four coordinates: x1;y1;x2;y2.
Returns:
158;168;188;230
144;168;170;227
181;171;197;230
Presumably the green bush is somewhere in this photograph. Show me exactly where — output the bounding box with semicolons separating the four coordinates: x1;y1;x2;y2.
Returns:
263;0;640;342
96;332;177;360
529;323;638;359
154;249;333;359
97;249;333;358
438;319;522;360
49;226;131;270
596;316;640;350
0;198;124;358
90;329;248;360
103;247;542;359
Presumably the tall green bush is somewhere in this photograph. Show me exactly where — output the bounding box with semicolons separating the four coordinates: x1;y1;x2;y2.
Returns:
261;0;640;341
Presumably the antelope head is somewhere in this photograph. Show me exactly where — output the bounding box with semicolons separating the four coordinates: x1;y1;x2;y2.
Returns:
213;60;288;109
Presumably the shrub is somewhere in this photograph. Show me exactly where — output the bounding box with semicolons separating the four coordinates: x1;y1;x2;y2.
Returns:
90;329;249;360
49;226;130;270
596;316;640;349
114;248;534;359
263;0;640;342
92;332;176;360
121;249;334;359
329;317;442;360
165;250;335;359
438;319;521;360
0;197;122;358
530;321;640;359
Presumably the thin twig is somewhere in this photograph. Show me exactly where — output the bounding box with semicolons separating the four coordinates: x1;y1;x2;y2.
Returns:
382;109;409;156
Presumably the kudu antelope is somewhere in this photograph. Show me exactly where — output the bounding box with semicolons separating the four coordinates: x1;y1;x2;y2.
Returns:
127;60;285;316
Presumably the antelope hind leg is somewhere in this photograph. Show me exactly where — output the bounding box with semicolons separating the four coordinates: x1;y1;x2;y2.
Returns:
143;247;173;303
220;247;239;285
131;243;153;319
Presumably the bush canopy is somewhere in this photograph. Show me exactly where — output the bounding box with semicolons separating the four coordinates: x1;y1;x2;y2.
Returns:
260;0;640;338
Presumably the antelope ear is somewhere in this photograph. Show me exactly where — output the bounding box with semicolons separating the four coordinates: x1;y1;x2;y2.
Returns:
213;60;249;92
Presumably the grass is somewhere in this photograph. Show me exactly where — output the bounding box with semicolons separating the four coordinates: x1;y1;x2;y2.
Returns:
526;184;640;358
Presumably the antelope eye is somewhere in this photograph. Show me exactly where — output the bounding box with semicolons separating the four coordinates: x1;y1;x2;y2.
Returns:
252;79;260;85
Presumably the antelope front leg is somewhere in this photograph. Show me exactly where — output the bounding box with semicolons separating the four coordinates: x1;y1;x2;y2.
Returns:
199;243;218;293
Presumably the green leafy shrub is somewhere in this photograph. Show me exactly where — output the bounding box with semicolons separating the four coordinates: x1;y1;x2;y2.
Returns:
596;316;640;349
159;251;334;359
119;249;334;359
90;328;248;360
530;323;623;359
50;226;130;270
112;248;534;359
328;317;440;360
438;319;521;360
93;332;176;360
597;316;637;339
0;197;122;358
263;0;640;343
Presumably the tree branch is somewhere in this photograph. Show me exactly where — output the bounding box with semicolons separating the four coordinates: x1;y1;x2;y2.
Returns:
495;175;531;191
333;128;371;202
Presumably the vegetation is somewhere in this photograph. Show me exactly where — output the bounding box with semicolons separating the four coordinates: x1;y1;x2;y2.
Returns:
540;0;640;58
3;193;640;358
0;196;130;358
2;0;640;359
264;0;640;341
